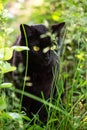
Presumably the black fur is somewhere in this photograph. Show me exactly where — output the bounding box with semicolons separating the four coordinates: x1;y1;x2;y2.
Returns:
12;23;65;122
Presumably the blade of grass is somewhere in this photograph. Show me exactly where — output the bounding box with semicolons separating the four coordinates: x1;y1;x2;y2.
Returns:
19;24;29;112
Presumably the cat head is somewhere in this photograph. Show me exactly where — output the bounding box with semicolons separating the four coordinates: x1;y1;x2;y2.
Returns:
20;23;65;66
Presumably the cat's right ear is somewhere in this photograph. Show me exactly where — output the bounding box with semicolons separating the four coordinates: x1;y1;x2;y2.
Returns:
51;22;65;35
20;24;32;37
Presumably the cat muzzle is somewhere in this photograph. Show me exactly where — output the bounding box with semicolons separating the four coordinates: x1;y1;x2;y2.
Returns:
44;57;49;61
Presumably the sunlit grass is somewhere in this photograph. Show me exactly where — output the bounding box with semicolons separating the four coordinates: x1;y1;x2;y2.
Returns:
0;0;87;129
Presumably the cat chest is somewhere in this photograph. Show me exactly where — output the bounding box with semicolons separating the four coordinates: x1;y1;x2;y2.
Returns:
26;70;53;90
29;71;52;84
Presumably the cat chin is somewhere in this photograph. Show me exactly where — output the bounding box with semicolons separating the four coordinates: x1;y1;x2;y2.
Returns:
42;60;52;66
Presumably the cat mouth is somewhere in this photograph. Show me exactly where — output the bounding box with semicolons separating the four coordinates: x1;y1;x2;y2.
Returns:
43;58;51;65
44;57;49;61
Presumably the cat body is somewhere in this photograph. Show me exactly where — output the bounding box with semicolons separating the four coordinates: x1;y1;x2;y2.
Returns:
12;23;65;122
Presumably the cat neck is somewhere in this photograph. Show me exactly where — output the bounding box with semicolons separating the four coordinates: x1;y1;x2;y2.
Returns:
28;62;53;73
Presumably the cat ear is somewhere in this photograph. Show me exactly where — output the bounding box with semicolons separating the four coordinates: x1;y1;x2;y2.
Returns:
51;22;65;35
20;24;47;37
20;24;33;37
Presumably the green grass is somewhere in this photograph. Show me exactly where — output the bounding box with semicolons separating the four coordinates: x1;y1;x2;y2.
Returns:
0;0;87;129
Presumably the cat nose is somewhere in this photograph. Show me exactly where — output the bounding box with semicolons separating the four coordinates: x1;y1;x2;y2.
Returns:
44;54;50;61
45;56;49;61
43;51;50;61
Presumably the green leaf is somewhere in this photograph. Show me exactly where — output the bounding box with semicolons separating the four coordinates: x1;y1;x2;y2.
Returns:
8;112;22;120
28;124;44;130
0;96;6;110
0;2;3;13
0;112;12;120
0;47;13;61
8;112;23;127
0;83;12;89
1;62;16;74
12;46;29;52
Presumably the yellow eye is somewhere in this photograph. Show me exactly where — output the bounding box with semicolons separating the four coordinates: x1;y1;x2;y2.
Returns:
33;46;40;52
50;45;56;50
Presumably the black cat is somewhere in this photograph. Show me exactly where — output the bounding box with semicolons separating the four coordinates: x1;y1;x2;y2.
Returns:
12;22;65;122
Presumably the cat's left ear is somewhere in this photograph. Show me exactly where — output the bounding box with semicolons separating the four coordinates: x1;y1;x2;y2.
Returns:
51;22;65;35
20;24;33;37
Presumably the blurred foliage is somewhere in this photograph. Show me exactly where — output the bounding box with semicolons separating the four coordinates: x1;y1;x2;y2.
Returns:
0;2;30;129
0;0;87;129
